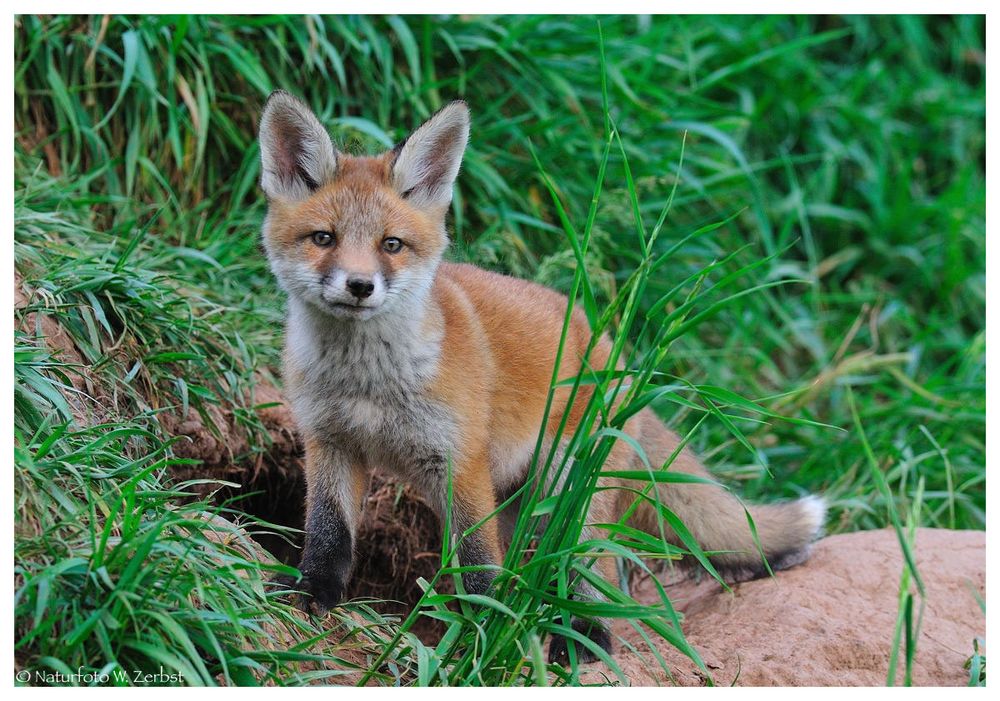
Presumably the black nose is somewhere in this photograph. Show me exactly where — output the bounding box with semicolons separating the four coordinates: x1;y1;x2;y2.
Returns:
346;277;375;299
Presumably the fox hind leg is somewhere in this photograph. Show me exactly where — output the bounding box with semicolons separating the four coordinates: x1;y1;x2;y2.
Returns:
546;540;617;664
544;437;636;664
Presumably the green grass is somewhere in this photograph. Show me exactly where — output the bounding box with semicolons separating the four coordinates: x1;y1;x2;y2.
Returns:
14;14;984;686
14;168;403;686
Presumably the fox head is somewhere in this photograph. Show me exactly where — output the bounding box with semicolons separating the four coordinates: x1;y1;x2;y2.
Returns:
258;91;469;321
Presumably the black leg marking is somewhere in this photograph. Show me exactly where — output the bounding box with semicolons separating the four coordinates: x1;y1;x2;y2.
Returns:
548;618;613;665
455;528;498;595
291;496;354;614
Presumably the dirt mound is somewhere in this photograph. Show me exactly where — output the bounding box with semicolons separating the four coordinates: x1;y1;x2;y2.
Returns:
595;528;985;686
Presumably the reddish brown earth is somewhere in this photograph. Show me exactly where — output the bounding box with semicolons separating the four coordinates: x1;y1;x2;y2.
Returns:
588;527;985;687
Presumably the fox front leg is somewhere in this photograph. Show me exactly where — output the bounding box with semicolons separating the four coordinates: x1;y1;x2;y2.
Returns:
287;441;365;613
426;450;503;596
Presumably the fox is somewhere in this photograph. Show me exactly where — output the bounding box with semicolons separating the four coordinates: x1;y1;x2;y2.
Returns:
258;90;826;662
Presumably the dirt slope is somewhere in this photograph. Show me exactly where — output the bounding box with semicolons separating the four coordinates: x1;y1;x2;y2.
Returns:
592;528;985;686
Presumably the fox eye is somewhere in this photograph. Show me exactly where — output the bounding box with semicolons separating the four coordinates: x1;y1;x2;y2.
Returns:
382;237;403;254
311;231;335;247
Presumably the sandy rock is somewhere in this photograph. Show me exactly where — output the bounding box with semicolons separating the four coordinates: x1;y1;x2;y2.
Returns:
596;528;985;687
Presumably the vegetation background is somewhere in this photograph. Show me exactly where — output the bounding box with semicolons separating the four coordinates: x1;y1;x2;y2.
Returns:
13;14;985;686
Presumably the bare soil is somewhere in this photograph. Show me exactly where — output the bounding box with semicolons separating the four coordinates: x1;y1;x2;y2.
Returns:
590;527;986;686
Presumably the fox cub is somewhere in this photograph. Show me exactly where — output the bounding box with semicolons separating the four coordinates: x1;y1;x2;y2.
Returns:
259;91;825;661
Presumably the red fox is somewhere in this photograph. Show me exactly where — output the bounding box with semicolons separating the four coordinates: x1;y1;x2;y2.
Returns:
259;91;825;662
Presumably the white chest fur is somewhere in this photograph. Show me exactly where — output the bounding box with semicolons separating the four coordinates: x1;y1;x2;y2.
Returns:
283;299;457;485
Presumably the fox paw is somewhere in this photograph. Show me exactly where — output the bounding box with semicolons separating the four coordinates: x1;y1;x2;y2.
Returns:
548;618;613;665
269;571;344;615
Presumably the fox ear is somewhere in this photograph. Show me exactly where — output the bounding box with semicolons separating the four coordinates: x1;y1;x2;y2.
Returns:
259;91;338;200
391;101;470;212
